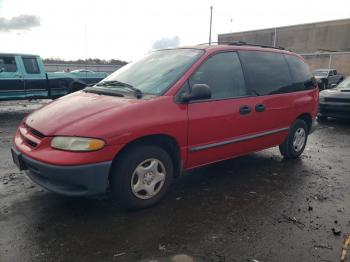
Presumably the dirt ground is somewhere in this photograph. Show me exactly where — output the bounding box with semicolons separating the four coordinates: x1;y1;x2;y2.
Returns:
0;100;350;262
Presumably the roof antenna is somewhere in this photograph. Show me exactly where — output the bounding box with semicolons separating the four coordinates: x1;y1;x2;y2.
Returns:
209;6;213;45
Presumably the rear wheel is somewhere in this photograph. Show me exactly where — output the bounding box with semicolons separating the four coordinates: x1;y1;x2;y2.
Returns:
110;145;173;210
279;119;308;159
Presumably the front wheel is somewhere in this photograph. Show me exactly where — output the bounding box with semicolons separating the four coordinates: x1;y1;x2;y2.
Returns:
279;119;308;159
110;145;173;210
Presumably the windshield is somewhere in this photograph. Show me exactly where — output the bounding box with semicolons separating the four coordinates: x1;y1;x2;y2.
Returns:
336;77;350;89
313;70;329;77
95;49;204;95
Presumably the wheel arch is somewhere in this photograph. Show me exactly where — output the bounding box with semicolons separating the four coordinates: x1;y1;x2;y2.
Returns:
296;113;312;132
110;134;182;180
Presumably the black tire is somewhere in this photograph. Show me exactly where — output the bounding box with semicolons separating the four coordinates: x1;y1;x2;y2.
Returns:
110;144;173;210
279;119;308;159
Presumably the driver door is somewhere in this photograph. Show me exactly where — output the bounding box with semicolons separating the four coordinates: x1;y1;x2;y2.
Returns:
186;51;258;168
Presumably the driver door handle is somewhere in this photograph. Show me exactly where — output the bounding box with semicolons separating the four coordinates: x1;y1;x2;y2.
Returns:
255;104;265;112
239;105;252;115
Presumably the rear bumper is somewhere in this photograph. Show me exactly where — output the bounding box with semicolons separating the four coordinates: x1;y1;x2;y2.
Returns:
319;102;350;119
11;147;111;196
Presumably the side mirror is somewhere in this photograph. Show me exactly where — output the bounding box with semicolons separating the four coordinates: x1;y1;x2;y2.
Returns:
180;84;211;103
330;83;337;88
0;68;3;73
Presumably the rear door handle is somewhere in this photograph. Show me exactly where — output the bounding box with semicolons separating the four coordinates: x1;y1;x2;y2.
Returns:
239;105;252;115
255;104;265;112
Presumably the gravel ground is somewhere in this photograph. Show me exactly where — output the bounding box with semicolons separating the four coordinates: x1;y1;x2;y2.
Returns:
0;100;350;262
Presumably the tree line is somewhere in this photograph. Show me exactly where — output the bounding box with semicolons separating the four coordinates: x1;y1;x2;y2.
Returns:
43;58;128;65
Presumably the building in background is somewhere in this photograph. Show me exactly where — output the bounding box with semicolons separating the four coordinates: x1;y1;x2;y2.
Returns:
218;18;350;75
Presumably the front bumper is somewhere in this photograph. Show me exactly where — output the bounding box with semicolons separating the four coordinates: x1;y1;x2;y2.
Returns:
319;102;350;119
11;147;112;196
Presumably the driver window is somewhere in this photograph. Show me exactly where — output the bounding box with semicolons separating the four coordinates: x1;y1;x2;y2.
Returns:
189;52;247;100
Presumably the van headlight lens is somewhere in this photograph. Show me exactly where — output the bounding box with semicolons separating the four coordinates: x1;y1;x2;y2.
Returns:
51;137;105;152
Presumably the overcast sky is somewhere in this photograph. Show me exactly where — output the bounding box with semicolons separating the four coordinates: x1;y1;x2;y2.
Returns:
1;0;350;61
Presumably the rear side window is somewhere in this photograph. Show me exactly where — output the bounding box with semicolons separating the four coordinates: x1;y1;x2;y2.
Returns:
239;51;292;95
0;56;17;72
22;57;40;74
189;52;247;99
284;55;314;91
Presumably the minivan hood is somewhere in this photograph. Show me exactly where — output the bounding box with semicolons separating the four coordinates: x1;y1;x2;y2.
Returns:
25;91;146;136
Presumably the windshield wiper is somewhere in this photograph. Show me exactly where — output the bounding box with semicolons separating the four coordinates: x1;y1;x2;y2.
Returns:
84;88;124;97
96;80;142;98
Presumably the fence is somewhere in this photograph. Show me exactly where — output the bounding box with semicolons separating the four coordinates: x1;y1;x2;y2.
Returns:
44;63;123;74
301;52;350;76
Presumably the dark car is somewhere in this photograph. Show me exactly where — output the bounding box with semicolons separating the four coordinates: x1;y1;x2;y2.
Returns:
318;77;350;120
313;69;345;90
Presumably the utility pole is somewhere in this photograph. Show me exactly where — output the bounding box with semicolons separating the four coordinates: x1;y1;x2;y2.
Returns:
273;27;277;47
209;6;213;45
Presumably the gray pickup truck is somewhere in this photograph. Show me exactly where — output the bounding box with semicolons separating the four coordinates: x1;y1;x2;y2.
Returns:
0;53;108;101
313;69;345;90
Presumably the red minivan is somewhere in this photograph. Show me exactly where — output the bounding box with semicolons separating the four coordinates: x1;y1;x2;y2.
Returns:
12;43;319;209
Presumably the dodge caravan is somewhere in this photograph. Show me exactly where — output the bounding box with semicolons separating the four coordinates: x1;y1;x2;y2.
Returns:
12;43;319;209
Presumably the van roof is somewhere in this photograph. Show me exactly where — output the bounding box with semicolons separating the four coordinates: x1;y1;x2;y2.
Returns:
172;42;295;56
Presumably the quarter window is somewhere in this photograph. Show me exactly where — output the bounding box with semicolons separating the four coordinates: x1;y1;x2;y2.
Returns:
22;57;40;74
189;52;247;99
239;51;292;95
0;56;17;72
284;55;314;91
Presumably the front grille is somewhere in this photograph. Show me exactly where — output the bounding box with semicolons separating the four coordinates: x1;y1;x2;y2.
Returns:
30;128;45;139
19;131;38;148
26;139;38;148
24;123;45;139
21;123;45;149
324;97;350;103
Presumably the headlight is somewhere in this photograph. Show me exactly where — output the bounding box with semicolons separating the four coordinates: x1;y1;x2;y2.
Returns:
319;96;325;102
51;136;105;152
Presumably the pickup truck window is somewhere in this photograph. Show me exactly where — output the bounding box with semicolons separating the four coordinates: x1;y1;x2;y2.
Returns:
313;70;329;77
22;57;40;74
0;56;17;72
